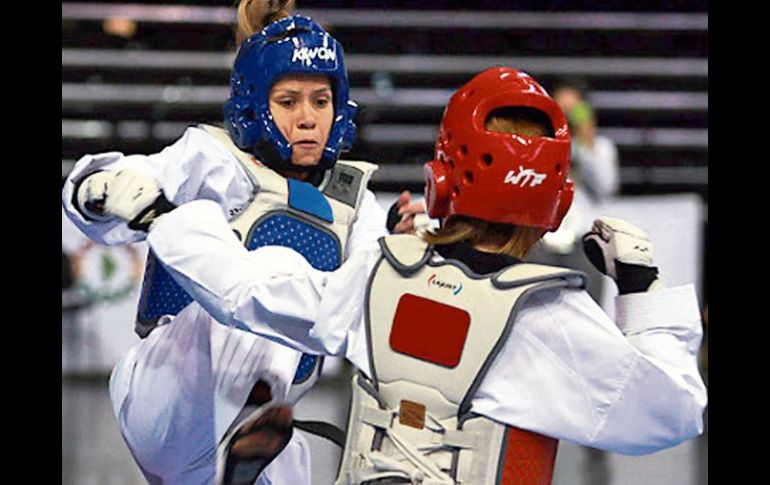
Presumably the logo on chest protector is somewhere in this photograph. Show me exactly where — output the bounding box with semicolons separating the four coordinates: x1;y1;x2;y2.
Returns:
292;46;337;67
427;274;463;295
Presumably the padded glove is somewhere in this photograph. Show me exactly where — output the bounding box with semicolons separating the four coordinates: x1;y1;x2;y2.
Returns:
582;217;661;294
74;169;175;231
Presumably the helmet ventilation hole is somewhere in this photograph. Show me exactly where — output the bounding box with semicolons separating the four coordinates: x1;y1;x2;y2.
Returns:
464;171;474;184
449;159;455;169
482;153;493;166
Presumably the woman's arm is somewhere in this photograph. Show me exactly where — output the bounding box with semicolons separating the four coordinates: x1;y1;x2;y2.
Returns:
475;217;707;455
474;285;705;455
147;199;379;360
61;126;254;245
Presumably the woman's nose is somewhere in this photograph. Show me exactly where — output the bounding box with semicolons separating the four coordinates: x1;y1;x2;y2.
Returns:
296;101;316;129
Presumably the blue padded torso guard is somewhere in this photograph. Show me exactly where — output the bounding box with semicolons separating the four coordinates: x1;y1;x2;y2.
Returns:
245;214;341;271
136;191;342;385
136;255;195;326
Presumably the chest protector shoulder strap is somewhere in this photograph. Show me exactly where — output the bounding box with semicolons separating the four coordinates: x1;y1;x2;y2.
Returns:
336;234;586;485
135;124;376;399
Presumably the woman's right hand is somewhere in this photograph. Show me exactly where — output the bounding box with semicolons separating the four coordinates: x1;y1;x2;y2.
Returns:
75;169;174;231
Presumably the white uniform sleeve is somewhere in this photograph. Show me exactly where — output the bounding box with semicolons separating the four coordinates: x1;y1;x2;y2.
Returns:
147;199;377;367
473;286;707;455
345;190;389;259
61;126;254;246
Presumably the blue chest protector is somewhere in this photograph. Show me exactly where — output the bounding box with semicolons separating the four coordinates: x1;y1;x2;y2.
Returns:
136;178;341;387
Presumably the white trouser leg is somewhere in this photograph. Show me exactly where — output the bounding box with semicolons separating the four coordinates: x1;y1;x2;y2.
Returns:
109;306;218;482
257;431;312;485
109;303;307;483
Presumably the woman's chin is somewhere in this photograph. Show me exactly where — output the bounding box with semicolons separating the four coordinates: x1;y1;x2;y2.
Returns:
291;152;323;167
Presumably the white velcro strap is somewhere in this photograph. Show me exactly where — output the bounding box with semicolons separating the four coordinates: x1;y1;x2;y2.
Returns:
384;429;455;484
361;406;393;429
433;429;477;449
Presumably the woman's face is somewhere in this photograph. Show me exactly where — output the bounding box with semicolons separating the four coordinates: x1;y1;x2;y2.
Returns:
269;74;334;166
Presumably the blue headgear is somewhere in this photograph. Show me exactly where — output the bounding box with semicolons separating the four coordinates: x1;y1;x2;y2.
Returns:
224;15;357;172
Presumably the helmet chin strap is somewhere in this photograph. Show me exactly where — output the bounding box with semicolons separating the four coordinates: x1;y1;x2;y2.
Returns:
253;145;325;184
278;165;326;183
254;137;336;176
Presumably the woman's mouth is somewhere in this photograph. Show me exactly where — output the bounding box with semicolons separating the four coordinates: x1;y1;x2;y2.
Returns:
293;140;319;149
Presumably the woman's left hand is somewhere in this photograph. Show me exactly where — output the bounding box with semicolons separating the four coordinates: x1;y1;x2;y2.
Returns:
388;190;427;234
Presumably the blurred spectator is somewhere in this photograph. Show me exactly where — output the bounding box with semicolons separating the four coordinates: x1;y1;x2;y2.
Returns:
553;80;620;201
103;17;138;40
530;79;621;308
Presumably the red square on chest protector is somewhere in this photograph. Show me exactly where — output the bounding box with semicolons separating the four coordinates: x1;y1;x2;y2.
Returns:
389;293;470;368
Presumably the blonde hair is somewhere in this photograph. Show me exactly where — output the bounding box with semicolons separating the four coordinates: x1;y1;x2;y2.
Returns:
421;108;552;259
235;0;296;46
422;217;545;260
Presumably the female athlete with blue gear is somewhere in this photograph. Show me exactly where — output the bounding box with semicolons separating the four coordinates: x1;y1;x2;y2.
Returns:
61;1;407;483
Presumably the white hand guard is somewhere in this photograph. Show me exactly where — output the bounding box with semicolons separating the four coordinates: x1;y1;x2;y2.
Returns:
582;217;654;277
582;217;660;293
75;169;172;231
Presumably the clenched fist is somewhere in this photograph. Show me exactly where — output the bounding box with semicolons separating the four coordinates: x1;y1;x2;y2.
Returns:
75;169;175;231
582;217;660;294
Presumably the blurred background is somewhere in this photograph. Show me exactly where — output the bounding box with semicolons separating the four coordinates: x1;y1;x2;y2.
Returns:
62;1;707;484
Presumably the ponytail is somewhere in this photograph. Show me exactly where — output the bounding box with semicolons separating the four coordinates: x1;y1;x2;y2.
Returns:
235;0;296;46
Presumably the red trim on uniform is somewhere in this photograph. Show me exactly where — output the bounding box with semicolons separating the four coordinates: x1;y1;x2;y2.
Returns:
389;293;470;368
498;427;558;485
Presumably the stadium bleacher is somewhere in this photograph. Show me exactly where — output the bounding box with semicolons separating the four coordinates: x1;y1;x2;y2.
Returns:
62;1;707;201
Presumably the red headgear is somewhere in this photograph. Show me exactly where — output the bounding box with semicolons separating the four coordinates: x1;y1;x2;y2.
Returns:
423;67;573;231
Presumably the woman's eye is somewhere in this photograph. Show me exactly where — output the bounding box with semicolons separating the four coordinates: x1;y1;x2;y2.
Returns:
316;98;330;108
274;98;294;108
